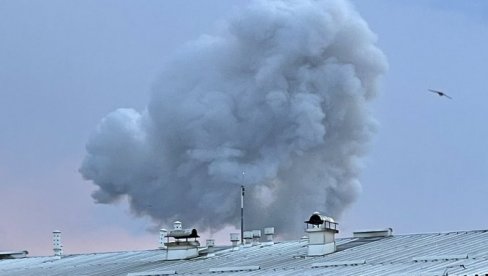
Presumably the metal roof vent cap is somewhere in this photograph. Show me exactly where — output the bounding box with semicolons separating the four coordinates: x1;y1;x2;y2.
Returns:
304;212;339;256
206;239;215;247
252;230;261;246
173;221;182;230
243;231;253;246
264;227;275;244
52;230;63;257
164;221;201;260
230;233;240;247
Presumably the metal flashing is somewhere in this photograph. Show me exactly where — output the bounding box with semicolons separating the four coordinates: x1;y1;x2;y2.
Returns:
127;270;176;276
209;266;260;273
311;260;366;268
412;254;468;262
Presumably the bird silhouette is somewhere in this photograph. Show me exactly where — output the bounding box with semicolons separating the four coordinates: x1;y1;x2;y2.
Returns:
428;89;452;99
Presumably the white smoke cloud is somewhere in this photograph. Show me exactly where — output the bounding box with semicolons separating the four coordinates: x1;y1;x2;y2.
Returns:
80;0;387;237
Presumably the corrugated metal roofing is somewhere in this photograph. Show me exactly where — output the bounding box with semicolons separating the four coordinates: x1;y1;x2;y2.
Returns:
2;230;488;276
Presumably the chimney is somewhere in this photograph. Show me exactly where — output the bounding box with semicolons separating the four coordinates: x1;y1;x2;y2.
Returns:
230;233;240;247
252;230;261;246
52;230;63;257
243;231;253;246
159;228;167;249
163;221;200;260
304;212;338;256
264;227;275;244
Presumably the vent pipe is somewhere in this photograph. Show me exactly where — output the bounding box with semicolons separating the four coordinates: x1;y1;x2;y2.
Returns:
304;212;338;256
173;221;182;230
264;227;275;244
243;231;253;246
252;230;261;246
230;233;240;247
206;239;215;247
159;229;167;249
52;230;63;257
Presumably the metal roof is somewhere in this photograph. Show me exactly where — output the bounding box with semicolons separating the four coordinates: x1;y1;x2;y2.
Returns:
2;230;488;275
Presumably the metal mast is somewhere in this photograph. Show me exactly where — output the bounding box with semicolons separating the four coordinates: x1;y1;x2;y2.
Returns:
240;184;245;245
240;171;245;245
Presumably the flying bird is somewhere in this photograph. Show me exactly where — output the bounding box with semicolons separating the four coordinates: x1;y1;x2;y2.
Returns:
428;89;452;99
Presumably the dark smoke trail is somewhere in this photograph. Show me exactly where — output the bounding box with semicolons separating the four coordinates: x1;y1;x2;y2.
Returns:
80;0;387;237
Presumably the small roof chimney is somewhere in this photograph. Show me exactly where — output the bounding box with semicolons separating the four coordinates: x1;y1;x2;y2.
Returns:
252;230;261;246
163;221;201;260
230;233;240;247
243;231;253;246
304;212;338;256
264;227;275;244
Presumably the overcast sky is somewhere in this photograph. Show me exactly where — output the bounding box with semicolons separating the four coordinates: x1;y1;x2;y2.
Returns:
1;0;487;256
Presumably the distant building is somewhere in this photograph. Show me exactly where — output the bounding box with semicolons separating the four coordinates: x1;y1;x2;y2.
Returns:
1;213;488;275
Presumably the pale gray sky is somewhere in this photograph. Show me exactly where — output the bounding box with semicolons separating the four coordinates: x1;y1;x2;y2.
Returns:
1;0;487;256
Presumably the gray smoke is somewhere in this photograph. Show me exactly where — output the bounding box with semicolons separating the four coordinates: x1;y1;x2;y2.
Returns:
80;0;387;237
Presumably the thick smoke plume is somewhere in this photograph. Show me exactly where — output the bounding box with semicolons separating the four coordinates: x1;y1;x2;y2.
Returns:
80;0;387;237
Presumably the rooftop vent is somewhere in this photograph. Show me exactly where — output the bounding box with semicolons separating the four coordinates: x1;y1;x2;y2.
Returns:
206;239;215;247
252;230;261;246
243;231;253;246
0;251;28;260
173;221;182;230
230;233;240;247
162;221;200;260
305;212;338;256
353;228;393;238
264;227;275;244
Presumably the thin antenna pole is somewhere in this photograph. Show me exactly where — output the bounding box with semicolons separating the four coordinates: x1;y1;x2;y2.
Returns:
240;171;245;245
